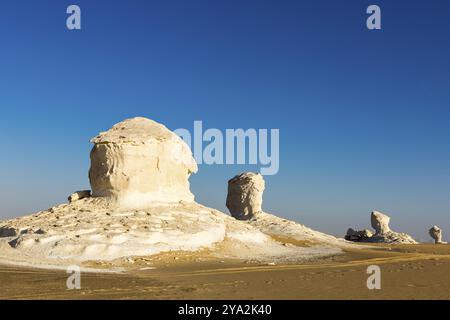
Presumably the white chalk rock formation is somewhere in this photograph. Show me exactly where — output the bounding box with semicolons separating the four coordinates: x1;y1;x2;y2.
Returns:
68;190;91;203
429;226;446;244
370;210;417;244
226;172;354;247
0;118;344;270
346;210;417;244
371;211;391;234
89;117;198;208
226;173;265;220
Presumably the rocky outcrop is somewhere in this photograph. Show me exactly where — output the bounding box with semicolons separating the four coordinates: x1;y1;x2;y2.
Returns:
345;228;373;241
89;117;198;208
345;211;417;244
226;172;265;220
429;226;446;244
371;211;391;234
68;190;91;203
226;172;353;247
0;226;17;238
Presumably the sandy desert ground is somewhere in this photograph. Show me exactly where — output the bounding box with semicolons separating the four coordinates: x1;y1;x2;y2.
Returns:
1;242;449;300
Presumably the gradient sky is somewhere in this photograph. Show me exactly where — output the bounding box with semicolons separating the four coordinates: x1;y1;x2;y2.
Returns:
1;0;449;241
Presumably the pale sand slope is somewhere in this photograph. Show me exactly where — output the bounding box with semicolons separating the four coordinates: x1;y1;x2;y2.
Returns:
0;244;449;300
247;211;355;247
0;198;350;271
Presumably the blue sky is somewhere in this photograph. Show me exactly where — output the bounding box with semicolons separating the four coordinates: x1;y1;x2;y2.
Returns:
0;0;449;240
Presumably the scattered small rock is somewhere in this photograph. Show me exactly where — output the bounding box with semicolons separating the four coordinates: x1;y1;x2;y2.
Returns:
68;190;91;203
8;237;22;248
0;226;18;238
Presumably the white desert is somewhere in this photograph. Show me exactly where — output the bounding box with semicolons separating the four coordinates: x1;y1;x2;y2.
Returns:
0;117;346;270
0;117;449;300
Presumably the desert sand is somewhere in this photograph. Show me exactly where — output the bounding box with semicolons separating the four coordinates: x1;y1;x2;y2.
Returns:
1;243;450;300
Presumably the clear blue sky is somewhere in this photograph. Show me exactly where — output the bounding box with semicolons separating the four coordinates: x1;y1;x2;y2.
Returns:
1;0;449;241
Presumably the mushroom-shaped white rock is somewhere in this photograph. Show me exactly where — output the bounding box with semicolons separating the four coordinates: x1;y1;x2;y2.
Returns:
226;172;265;220
371;211;392;235
89;117;198;208
429;226;446;244
367;210;417;244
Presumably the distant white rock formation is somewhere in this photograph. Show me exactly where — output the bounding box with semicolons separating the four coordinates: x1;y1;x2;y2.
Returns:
226;172;265;220
429;226;446;244
226;172;353;247
371;211;391;234
345;210;417;244
0;118;342;270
